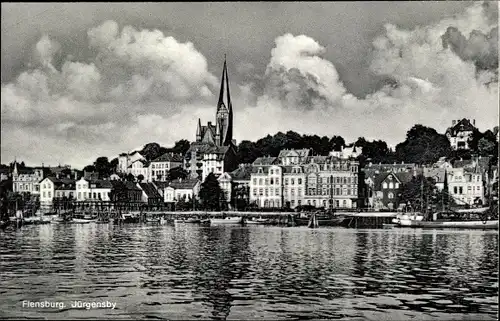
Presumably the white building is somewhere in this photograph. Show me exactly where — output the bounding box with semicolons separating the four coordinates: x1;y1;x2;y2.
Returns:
127;159;150;180
12;162;47;196
445;118;477;150
39;177;76;207
117;151;146;173
184;143;238;182
329;145;363;159
164;178;201;203
249;149;360;209
424;167;484;206
149;152;183;181
75;178;113;202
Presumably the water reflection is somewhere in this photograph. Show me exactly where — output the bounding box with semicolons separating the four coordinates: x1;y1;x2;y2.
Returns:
0;225;497;320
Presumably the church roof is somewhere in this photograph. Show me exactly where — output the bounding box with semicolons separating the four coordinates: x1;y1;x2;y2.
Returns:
152;152;183;163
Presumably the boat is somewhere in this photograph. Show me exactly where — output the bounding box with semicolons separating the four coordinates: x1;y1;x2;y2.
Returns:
200;219;210;225
382;223;397;229
392;212;424;225
246;217;272;225
396;208;498;229
210;216;243;225
72;218;97;224
145;217;161;224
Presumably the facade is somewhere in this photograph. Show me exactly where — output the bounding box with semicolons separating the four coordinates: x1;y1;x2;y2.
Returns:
127;159;150;179
445;118;477;150
39;177;76;207
75;178;113;202
423;167;484;205
164;178;201;203
149;152;183;181
137;182;163;205
217;172;233;205
249;150;360;209
370;171;412;210
184;59;238;181
12;163;48;196
109;181;142;202
117;151;146;173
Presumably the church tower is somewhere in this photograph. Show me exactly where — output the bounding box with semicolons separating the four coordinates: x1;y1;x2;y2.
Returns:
215;57;233;146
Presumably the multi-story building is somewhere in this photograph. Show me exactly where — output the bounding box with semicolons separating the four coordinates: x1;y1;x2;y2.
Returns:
249;150;360;209
329;145;363;159
39;177;76;207
137;182;163;205
370;171;412;210
117;151;146;173
218;164;253;208
149;152;183;181
445;118;477;150
75;178;113;202
423;167;484;206
12;162;48;196
127;159;150;180
184;59;238;181
164;178;201;204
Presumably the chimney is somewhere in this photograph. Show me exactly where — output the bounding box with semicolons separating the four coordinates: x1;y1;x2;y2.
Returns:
473;119;476;126
452;120;456;126
74;171;78;180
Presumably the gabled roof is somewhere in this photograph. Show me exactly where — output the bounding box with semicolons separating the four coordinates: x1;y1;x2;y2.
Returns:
152;152;184;163
373;171;411;190
139;182;162;199
278;149;311;158
446;118;477;135
253;157;277;166
128;159;150;168
153;181;170;190
44;177;76;190
230;164;252;181
187;142;231;156
168;178;199;190
110;180;141;191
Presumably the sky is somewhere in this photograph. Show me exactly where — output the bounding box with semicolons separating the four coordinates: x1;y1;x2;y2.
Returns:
1;2;498;169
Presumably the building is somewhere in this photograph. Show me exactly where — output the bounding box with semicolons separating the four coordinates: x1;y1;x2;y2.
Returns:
12;163;49;196
137;182;163;205
329;145;363;159
445;118;478;150
39;177;76;207
149;152;183;181
249;150;360;209
0;168;10;181
423;167;484;206
127;159;150;180
184;59;238;181
227;164;252;208
117;151;146;173
75;178;113;202
109;181;142;203
164;178;201;204
370;171;412;210
364;162;420;175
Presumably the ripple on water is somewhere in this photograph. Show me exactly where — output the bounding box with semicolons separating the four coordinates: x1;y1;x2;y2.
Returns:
0;224;497;320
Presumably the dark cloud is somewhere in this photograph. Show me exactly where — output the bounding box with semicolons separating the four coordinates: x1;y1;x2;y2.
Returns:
442;26;498;72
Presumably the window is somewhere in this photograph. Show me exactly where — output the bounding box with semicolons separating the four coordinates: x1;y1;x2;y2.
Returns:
298;178;302;184
48;192;51;198
383;182;388;189
259;178;263;185
275;188;280;195
388;192;394;199
253;178;257;185
78;192;81;199
259;189;263;196
459;187;463;194
291;179;295;185
291;189;295;196
43;191;46;198
265;178;269;185
389;182;394;189
395;183;399;189
336;188;340;195
270;169;274;175
291;200;295;206
270;178;274;185
285;178;289;185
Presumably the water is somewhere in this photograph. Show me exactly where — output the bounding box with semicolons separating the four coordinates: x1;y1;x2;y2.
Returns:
0;224;498;320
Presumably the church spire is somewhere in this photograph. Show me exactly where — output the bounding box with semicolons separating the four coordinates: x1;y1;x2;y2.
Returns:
196;118;202;142
217;56;227;109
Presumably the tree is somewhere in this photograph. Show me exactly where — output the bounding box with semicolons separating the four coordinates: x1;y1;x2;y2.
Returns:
400;175;440;213
478;137;496;156
167;167;188;181
125;173;135;182
330;135;346;152
395;125;452;165
94;157;111;178
141;143;164;161
169;139;191;155
199;173;223;211
137;174;145;182
83;165;96;173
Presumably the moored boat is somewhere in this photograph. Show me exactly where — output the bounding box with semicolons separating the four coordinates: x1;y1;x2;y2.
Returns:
295;213;347;227
210;216;243;225
396;208;498;229
246;217;272;225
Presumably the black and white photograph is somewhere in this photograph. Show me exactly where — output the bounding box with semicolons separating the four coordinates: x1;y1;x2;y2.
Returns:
0;1;499;320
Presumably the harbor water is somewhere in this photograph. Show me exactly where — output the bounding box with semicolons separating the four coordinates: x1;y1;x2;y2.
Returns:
0;224;498;320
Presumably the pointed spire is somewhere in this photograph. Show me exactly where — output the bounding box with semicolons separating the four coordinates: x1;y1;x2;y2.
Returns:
217;57;227;108
196;118;202;141
225;56;232;111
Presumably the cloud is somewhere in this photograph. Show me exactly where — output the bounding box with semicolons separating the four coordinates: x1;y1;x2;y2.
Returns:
1;2;498;168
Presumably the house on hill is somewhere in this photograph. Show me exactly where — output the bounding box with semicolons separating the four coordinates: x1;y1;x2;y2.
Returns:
445;118;478;150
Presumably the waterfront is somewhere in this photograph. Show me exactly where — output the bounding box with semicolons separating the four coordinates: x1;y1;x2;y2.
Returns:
0;224;498;320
